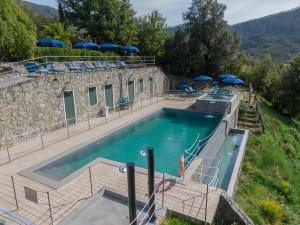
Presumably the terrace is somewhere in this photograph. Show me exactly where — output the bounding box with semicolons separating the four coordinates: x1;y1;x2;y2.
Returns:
0;57;251;225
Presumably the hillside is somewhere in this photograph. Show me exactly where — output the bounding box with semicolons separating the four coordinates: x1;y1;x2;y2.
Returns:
235;100;300;224
232;7;300;62
17;0;58;19
16;0;58;31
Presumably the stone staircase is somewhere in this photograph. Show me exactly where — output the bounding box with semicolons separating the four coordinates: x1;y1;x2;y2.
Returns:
238;103;262;133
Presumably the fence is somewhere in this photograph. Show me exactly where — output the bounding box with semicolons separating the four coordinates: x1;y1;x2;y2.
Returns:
0;94;162;165
0;160;219;225
252;95;265;133
0;55;156;80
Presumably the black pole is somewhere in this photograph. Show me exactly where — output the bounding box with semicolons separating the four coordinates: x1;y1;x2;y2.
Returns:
127;163;137;225
147;147;155;222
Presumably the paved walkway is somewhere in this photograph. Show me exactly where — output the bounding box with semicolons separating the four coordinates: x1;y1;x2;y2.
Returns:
0;99;221;225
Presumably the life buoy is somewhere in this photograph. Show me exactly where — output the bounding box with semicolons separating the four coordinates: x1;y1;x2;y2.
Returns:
179;155;185;177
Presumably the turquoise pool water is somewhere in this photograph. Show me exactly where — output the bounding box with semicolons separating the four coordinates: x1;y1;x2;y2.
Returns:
204;131;244;189
35;109;222;180
202;94;233;101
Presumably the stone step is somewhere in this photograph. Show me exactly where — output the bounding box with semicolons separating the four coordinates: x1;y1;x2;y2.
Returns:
239;112;258;118
238;121;260;128
238;117;259;123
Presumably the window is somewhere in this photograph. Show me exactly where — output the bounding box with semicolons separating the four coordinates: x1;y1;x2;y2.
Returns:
139;79;144;92
88;87;97;106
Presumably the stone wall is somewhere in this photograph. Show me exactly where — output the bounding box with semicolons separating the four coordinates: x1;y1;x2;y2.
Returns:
213;192;255;225
0;67;169;146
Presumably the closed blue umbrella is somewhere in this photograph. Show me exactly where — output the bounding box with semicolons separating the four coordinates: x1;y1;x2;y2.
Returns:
222;78;245;86
123;45;140;53
73;42;99;50
99;43;121;51
219;74;237;80
37;38;67;48
193;75;213;82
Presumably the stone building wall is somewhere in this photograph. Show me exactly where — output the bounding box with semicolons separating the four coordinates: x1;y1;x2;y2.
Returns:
0;67;169;145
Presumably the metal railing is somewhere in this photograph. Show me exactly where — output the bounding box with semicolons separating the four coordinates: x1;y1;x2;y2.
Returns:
253;95;265;133
0;94;162;165
0;56;156;79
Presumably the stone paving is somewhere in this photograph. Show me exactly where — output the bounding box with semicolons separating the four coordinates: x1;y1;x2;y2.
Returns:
0;99;221;225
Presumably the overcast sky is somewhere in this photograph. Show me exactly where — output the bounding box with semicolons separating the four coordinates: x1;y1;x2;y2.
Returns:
26;0;300;26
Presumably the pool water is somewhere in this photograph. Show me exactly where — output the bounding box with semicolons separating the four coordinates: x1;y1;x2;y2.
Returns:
202;94;233;101
204;131;244;190
35;109;222;180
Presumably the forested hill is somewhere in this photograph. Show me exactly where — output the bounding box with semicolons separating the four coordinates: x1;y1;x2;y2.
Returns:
232;7;300;62
17;0;58;20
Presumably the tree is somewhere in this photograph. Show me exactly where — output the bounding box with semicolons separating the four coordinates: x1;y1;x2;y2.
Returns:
251;54;280;101
275;55;300;116
60;0;138;44
0;0;36;61
164;28;190;75
42;22;75;46
137;10;167;59
57;0;65;23
223;52;254;82
183;0;239;75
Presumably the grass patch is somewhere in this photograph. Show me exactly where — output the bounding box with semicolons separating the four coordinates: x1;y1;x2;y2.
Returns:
160;217;198;225
235;100;300;225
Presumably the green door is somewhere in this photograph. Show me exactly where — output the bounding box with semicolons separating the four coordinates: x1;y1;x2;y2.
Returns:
128;81;134;103
105;85;114;112
149;77;154;96
64;91;76;125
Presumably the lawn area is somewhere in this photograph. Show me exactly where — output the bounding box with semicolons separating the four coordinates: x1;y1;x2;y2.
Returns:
235;100;300;225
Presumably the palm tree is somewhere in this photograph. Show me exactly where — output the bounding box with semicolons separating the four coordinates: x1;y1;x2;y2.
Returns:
42;22;75;47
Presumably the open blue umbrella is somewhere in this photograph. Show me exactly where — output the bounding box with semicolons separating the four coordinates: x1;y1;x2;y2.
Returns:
219;74;237;80
73;42;99;50
222;77;245;86
122;45;140;53
193;75;213;82
37;38;67;48
99;43;121;51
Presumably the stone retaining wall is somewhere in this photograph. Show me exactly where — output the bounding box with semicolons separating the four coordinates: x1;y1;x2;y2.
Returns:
0;67;169;146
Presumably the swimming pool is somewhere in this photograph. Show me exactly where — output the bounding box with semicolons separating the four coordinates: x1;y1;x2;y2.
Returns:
203;129;246;190
33;109;222;182
201;94;233;101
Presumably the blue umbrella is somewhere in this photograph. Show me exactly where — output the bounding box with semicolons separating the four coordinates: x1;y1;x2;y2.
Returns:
193;75;213;82
219;74;237;80
37;38;67;48
122;45;140;53
73;42;99;50
99;43;121;51
222;78;245;86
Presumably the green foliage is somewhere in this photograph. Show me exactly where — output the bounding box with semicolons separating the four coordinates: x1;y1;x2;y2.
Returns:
232;7;300;62
183;0;240;74
260;199;283;224
0;0;37;61
17;0;57;36
60;0;138;45
138;10;168;59
41;22;75;47
163;28;191;75
275;55;300;116
235;101;300;225
251;54;281;102
33;47;117;59
160;217;198;225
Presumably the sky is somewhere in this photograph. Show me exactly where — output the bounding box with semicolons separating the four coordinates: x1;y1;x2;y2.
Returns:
26;0;300;26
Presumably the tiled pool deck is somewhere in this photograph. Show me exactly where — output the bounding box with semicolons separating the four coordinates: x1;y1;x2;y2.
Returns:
0;99;221;224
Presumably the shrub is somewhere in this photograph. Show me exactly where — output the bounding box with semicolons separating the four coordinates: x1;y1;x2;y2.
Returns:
33;47;117;60
243;161;254;173
0;0;36;61
260;199;283;224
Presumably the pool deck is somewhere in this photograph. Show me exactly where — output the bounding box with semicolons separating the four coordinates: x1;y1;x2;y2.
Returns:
0;99;222;224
